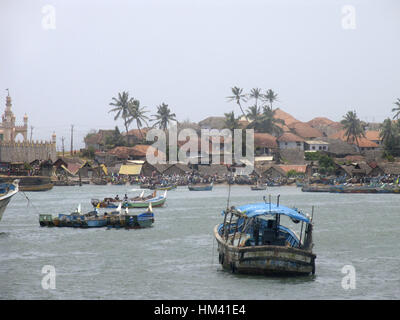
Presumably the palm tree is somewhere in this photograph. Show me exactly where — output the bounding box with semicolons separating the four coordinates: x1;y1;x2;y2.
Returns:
246;105;260;121
223;112;240;131
340;110;366;149
392;98;400;119
227;87;248;121
248;88;262;109
151;103;177;130
262;89;278;111
127;99;149;140
247;106;284;136
109;91;132;135
380;118;400;156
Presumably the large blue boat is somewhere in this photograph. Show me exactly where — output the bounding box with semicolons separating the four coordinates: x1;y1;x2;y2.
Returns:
214;197;316;276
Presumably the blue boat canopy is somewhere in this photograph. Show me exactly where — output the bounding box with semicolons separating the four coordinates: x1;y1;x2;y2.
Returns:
233;202;311;223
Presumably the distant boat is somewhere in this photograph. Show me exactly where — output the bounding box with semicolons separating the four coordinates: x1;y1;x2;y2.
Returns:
214;199;316;276
0;179;19;222
0;175;53;191
188;182;213;191
151;184;177;191
251;184;267;191
91;190;167;208
39;203;154;229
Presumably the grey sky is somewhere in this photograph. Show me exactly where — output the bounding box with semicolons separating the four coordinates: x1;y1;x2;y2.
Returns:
1;0;399;150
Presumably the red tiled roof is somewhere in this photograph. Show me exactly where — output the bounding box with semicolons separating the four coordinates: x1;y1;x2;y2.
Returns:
277;132;304;142
254;133;278;148
277;165;307;173
108;145;164;159
273;108;299;126
364;130;381;141
328;130;380;148
288;122;323;139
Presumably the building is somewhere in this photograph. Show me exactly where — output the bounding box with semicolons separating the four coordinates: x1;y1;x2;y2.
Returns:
304;140;329;152
288;122;323;140
84;129;115;151
254;133;278;156
0;93;56;162
277;132;304;150
0;92;27;142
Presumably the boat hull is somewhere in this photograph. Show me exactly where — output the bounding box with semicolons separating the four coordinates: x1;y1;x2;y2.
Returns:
214;225;316;276
0;181;19;222
188;184;213;191
0;176;53;191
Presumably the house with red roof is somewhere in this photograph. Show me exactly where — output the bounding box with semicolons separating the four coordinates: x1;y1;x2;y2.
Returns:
277;132;305;150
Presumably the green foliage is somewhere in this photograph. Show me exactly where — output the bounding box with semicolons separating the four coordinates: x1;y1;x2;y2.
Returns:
105;126;127;148
81;146;95;159
380;118;400;157
151;103;176;130
305;151;335;175
340;110;365;147
287;169;303;178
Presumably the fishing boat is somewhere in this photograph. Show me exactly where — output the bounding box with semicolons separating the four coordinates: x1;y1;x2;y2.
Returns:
188;182;213;191
106;203;154;229
250;184;267;191
91;190;167;208
0;175;53;191
214;197;316;276
151;183;177;191
301;184;332;192
0;179;19;222
39;203;154;229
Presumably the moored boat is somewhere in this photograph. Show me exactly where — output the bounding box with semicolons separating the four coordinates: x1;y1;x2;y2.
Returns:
188;182;213;191
91;190;167;208
39;203;154;229
0;179;19;222
250;184;267;191
0;175;53;191
214;198;316;276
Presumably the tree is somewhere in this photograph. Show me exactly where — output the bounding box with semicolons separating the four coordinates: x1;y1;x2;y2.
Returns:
105;126;126;148
246;106;284;136
246;105;260;121
262;89;278;111
392;98;400;120
151;103;177;130
223;111;240;131
340;110;365;149
109;91;133;135
248;88;262;109
380;118;400;157
227;86;248;121
127;99;149;140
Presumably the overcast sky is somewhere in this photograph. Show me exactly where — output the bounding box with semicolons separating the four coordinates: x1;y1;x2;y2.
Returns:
1;0;399;150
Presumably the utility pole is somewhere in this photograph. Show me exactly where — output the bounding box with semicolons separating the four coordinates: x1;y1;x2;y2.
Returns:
70;124;74;156
61;137;65;157
30;126;33;141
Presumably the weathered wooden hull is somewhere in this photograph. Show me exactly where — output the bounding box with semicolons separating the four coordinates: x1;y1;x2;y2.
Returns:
188;184;213;191
0;176;53;192
251;186;267;191
214;225;316;276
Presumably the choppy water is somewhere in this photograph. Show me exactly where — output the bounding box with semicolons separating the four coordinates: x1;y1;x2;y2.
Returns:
0;184;399;300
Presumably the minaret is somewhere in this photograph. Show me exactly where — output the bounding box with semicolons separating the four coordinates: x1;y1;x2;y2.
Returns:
4;93;13;122
52;132;56;144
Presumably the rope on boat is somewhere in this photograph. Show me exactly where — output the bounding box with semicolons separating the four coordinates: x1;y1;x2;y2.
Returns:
19;191;41;215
